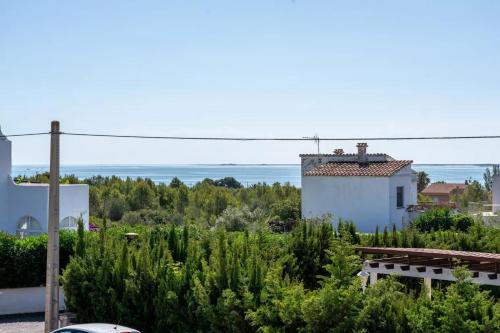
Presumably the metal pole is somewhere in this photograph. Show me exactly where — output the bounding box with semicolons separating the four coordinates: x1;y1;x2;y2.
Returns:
45;121;60;333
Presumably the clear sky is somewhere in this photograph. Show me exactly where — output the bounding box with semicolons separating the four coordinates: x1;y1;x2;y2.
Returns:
1;1;499;165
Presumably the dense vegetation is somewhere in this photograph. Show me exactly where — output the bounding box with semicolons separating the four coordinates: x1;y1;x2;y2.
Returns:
62;221;500;333
411;207;474;232
9;172;500;332
15;173;301;229
0;230;76;288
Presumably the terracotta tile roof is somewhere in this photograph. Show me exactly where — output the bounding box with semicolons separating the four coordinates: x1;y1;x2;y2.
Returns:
304;160;412;177
299;153;388;157
421;183;468;195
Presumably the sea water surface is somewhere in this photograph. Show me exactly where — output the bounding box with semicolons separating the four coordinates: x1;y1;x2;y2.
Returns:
11;164;494;187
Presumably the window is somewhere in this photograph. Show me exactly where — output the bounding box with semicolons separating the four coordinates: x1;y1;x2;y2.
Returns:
396;186;404;208
16;216;43;238
60;216;78;231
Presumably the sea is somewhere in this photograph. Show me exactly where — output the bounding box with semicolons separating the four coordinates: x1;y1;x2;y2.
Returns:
11;164;495;187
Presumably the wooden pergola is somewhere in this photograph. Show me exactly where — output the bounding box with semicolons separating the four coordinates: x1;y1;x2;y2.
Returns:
355;247;500;298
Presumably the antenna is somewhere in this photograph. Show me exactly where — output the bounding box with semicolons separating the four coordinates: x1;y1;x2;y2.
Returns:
303;134;320;162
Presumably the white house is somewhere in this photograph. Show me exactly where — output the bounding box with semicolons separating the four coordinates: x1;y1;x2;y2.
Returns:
0;127;89;237
493;174;500;213
301;143;417;232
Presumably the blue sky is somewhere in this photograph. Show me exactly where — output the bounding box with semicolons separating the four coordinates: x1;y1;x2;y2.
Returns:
1;1;499;164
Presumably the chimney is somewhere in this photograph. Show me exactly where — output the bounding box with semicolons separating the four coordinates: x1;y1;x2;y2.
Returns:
334;148;344;155
357;143;368;164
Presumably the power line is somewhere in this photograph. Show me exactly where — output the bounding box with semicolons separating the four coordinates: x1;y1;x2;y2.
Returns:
1;132;50;138
60;132;500;141
2;131;500;141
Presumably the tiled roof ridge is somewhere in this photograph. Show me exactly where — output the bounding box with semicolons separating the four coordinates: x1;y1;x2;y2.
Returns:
299;153;389;157
304;160;413;177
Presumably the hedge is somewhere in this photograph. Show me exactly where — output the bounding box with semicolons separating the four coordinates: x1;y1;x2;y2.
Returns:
0;231;76;289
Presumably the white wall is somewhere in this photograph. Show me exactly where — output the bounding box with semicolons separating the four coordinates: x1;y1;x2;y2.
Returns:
7;182;49;234
493;174;500;213
0;287;65;315
6;182;90;234
60;184;90;229
389;166;418;227
0;137;12;231
301;176;390;232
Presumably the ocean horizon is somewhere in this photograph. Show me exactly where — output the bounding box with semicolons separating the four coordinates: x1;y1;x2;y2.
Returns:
11;164;495;187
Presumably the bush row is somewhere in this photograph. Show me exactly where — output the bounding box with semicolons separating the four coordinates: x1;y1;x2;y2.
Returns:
0;231;76;289
62;222;500;333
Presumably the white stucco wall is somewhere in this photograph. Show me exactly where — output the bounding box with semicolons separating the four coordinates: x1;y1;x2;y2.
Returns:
7;182;49;234
0;287;65;315
0;137;11;229
493;174;500;213
60;184;90;229
0;133;89;235
301;176;390;232
4;181;90;235
389;166;418;227
301;167;417;232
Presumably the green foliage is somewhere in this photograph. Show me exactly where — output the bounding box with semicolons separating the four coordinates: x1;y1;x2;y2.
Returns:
406;267;500;332
458;180;490;207
483;165;499;192
214;177;243;189
355;277;411;333
0;231;76;288
11;173;500;332
61;221;499;333
19;174;302;232
216;206;254;231
412;207;474;232
417;171;430;193
271;198;301;221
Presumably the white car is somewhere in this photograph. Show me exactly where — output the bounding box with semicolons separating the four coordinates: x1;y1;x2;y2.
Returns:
51;323;141;333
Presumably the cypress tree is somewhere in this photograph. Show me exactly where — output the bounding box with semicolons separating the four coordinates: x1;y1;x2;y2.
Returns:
75;217;86;258
383;226;389;247
180;226;189;262
217;231;228;291
373;225;380;246
168;224;178;261
392;224;399;247
229;251;240;292
99;218;107;257
401;229;409;248
242;230;249;268
249;255;262;298
348;222;359;243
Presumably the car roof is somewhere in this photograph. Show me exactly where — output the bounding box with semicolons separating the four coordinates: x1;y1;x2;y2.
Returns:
55;323;140;332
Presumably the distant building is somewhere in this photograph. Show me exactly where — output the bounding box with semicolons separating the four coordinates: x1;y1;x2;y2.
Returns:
300;143;417;232
0;126;89;238
421;183;468;204
493;175;500;213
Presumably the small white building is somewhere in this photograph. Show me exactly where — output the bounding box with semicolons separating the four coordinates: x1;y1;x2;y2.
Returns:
0;126;89;237
493;174;500;213
301;143;417;232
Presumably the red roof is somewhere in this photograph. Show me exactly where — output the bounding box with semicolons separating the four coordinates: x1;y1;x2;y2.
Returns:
304;160;412;177
421;183;468;195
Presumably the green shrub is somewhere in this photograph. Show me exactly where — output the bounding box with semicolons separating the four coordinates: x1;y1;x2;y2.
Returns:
412;208;474;232
0;231;76;288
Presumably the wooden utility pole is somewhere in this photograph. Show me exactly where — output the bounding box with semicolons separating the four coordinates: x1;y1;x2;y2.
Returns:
45;121;60;333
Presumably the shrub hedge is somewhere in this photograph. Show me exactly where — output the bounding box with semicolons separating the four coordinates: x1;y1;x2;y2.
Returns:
411;207;474;232
0;231;76;289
